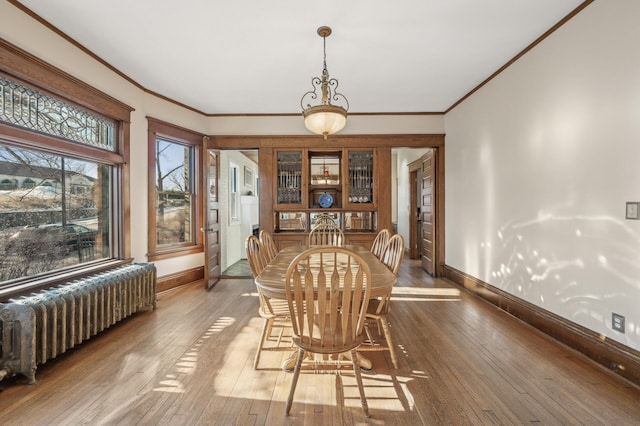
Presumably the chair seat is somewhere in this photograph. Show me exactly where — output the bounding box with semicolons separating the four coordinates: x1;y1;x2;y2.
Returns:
259;298;290;319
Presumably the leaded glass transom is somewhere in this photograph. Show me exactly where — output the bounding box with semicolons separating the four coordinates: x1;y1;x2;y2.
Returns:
0;76;115;151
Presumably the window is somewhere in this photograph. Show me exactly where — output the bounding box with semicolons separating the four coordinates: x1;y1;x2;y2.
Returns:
0;144;113;282
147;118;203;260
229;163;240;224
0;38;131;297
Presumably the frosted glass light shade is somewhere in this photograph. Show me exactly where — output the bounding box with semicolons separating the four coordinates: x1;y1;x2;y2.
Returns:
303;104;347;139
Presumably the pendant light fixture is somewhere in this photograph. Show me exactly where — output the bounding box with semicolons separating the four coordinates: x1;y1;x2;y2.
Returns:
301;26;349;139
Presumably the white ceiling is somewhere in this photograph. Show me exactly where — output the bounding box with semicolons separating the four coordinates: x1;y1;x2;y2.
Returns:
16;0;586;115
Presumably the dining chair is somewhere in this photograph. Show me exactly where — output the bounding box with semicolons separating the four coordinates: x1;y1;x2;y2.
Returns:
313;213;335;227
259;230;278;262
370;229;390;260
284;246;372;418
380;234;404;275
246;235;292;369
308;223;344;246
246;235;268;277
363;234;404;369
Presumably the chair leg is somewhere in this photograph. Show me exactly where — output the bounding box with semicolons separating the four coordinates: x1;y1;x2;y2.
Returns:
285;348;305;416
379;317;398;369
254;318;272;369
265;316;274;340
364;323;375;346
350;348;370;418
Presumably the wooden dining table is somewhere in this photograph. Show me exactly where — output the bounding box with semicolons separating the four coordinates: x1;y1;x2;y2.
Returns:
254;244;397;370
255;244;396;298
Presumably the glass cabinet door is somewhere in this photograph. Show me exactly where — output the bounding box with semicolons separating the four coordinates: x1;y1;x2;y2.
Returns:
276;151;303;205
275;212;307;231
344;211;377;231
347;150;374;205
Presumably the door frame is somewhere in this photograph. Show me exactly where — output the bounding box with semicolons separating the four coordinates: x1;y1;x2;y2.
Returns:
408;166;420;259
203;138;221;289
408;147;445;277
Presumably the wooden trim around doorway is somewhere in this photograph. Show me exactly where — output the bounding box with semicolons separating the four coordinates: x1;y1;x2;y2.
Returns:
408;161;421;259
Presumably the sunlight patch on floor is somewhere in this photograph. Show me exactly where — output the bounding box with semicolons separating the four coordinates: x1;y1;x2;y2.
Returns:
153;316;236;393
391;286;461;301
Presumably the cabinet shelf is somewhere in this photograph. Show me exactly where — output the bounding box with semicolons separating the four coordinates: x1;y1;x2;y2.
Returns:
309;184;341;190
273;147;378;234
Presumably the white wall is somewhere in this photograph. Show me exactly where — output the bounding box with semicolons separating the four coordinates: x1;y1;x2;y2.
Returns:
444;0;640;351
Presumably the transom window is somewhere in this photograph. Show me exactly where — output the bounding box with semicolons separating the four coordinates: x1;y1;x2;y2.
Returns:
0;76;115;151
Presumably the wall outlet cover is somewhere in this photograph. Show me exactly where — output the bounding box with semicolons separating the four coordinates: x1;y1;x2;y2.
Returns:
612;313;625;333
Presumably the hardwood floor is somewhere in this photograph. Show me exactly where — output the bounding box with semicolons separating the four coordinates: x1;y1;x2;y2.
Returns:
1;259;639;425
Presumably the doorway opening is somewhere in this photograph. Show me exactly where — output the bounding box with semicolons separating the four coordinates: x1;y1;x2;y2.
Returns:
405;148;439;277
220;149;259;278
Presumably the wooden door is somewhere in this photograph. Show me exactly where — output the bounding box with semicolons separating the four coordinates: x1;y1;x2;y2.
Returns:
408;168;419;259
204;148;221;289
421;150;436;276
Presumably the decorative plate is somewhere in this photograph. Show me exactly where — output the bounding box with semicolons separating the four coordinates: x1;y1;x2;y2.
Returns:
318;192;333;208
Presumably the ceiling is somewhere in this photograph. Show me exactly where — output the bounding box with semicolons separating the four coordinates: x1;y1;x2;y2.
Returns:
15;0;587;115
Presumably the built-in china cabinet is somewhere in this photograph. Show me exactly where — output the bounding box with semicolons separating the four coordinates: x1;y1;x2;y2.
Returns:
261;145;392;250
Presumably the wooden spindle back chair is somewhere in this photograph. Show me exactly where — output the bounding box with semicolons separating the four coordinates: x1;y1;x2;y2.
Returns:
284;246;372;418
308;223;344;246
362;234;404;369
313;213;336;227
380;234;404;276
246;235;268;277
370;229;390;259
259;230;278;262
246;235;292;369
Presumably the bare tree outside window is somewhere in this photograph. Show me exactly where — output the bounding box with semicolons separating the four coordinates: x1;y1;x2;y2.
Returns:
146;118;202;260
155;138;193;246
0;144;110;281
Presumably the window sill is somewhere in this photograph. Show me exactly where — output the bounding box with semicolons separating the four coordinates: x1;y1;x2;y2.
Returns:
147;244;203;262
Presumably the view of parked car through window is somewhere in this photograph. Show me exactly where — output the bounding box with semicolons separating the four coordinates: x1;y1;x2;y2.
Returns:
0;144;110;282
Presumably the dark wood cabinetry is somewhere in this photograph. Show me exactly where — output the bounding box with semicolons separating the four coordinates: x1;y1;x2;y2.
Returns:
262;145;391;250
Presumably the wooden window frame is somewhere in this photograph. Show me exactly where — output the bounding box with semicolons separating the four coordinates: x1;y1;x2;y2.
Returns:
229;162;240;224
147;117;204;261
0;38;133;299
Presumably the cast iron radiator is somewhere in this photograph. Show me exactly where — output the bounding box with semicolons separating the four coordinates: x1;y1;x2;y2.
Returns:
0;262;156;384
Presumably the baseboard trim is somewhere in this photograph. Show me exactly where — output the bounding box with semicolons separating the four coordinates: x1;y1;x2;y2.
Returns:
157;267;204;293
444;264;640;388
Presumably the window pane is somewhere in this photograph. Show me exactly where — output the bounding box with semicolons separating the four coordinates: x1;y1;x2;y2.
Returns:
155;138;193;246
0;76;116;151
229;165;239;223
0;143;111;282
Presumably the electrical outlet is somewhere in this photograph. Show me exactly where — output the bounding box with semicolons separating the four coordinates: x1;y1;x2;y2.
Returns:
612;313;625;333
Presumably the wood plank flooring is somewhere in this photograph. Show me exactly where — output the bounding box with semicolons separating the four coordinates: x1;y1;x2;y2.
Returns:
1;259;639;425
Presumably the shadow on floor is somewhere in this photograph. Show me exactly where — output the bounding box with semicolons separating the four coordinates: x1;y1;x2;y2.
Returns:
222;259;252;278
